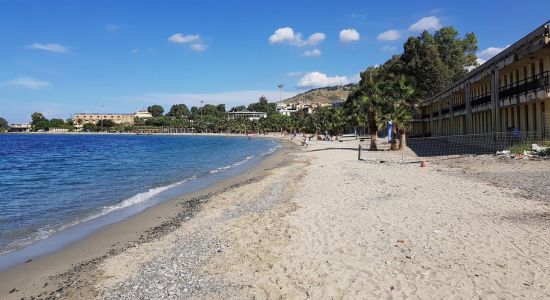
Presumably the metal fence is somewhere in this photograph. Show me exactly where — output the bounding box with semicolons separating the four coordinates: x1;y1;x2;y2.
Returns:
358;131;549;163
359;111;550;163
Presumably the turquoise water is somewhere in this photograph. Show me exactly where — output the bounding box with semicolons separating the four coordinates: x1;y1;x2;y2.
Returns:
0;134;278;256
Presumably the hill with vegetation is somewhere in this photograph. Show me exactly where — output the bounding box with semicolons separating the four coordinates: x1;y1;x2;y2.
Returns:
282;84;357;105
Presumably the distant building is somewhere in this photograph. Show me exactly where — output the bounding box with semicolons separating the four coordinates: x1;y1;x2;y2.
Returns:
73;113;135;128
50;127;70;132
332;100;345;108
134;110;153;119
72;110;153;128
227;111;267;121
9;123;32;132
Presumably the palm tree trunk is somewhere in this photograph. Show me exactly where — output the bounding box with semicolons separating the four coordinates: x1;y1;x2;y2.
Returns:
398;128;407;150
368;110;378;151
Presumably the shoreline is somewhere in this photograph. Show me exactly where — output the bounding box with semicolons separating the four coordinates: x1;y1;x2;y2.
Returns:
0;136;296;299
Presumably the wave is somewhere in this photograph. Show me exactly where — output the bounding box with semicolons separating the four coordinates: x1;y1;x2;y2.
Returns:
209;155;255;174
0;175;198;255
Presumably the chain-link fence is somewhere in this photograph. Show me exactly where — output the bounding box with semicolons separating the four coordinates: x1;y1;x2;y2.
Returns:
358;131;549;163
358;111;550;163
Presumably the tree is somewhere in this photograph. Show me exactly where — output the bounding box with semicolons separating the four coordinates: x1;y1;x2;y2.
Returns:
83;123;97;132
49;118;65;127
96;119;116;127
167;104;190;118
31;112;46;126
0;117;8;131
247;96;277;115
401;27;478;99
147;105;165;117
230;105;246;112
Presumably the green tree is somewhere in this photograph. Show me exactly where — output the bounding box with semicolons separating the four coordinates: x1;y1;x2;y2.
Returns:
0;117;8;131
167;104;190;118
147;105;165;117
49;118;65;127
83;123;97;132
31;112;46;126
401;27;478;99
96;119;116;127
230;105;246;112
247;96;277;116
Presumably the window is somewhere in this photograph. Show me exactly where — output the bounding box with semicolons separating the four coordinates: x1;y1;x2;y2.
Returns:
504;74;508;87
540;59;544;74
523;66;528;81
515;70;519;84
531;63;536;78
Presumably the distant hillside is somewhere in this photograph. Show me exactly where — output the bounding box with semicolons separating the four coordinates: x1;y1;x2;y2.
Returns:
282;84;357;105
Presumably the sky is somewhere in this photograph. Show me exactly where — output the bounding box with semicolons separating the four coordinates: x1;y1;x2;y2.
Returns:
0;0;548;123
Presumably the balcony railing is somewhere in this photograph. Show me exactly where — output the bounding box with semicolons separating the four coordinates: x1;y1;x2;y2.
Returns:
453;103;466;111
441;108;449;115
499;71;549;99
470;92;491;107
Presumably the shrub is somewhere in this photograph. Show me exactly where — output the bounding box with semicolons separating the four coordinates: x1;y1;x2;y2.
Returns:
509;143;532;154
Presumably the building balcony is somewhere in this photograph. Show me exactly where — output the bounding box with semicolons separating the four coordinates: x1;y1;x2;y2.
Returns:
499;71;549;99
470;93;492;107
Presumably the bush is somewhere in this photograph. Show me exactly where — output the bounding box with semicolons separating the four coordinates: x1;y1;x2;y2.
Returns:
509;143;532;154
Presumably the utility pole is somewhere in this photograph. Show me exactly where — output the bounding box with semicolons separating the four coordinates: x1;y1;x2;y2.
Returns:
100;104;104;130
278;84;284;109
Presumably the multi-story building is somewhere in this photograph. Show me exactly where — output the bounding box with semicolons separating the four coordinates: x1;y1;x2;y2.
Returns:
72;110;153;128
410;21;550;137
73;113;135;127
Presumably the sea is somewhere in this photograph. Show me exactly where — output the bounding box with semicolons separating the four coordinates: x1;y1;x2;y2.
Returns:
0;134;280;269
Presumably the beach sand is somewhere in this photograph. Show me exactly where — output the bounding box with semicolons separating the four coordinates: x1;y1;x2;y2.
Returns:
2;137;550;299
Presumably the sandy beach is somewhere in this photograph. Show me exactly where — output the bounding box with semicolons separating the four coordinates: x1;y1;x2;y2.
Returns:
2;136;550;299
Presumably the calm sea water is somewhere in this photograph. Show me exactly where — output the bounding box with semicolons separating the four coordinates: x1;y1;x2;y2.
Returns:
0;134;278;255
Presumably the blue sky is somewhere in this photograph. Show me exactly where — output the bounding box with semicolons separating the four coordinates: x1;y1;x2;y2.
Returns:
0;0;548;123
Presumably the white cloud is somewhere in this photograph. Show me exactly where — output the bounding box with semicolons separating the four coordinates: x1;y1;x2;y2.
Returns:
1;77;49;89
350;73;361;83
190;44;207;52
380;45;398;53
168;33;200;44
268;27;326;47
302;49;321;57
297;72;350;88
408;16;442;32
477;45;509;63
131;48;140;54
27;43;68;53
339;29;360;42
377;29;401;41
168;33;208;51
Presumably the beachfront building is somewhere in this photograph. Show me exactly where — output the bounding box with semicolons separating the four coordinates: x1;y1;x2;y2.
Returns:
227;111;267;121
9;123;32;132
73;113;135;127
410;21;550;138
134;110;154;119
72;110;153;128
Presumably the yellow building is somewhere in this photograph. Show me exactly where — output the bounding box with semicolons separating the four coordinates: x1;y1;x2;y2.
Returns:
73;113;135;127
411;21;550;138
